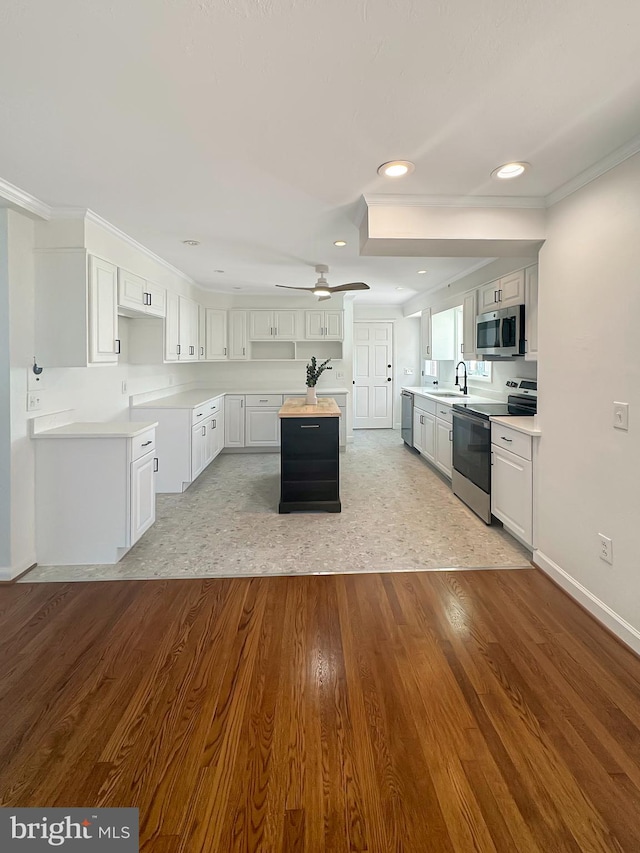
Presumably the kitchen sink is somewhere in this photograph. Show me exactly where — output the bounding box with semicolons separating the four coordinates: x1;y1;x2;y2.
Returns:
426;391;469;398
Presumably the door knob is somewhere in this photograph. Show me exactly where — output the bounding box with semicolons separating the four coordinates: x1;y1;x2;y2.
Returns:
387;377;391;381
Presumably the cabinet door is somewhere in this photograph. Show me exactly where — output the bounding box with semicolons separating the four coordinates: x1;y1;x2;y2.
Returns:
434;418;453;478
524;265;538;361
478;281;500;312
491;444;533;546
462;292;477;360
130;452;156;544
198;305;207;359
165;290;180;362
413;409;424;454
228;310;248;359
179;297;198;360
245;407;280;447
249;310;274;340
191;422;207;479
225;396;245;447
118;268;145;312
323;311;343;340
274;310;299;340
422;411;436;462
89;256;118;363
305;310;325;340
204;416;216;465
145;281;166;317
206;309;228;359
420;308;432;358
498;269;525;307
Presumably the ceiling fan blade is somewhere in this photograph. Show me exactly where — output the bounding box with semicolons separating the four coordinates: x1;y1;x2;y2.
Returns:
275;284;315;292
329;282;370;293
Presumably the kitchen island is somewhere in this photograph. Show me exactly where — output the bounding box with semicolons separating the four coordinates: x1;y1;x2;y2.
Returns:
278;397;341;513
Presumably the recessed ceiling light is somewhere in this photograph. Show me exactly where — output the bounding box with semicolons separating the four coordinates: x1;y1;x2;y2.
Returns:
396;286;405;291
491;162;529;179
182;239;200;246
377;160;415;178
417;269;428;274
333;240;347;247
233;286;242;290
214;269;225;273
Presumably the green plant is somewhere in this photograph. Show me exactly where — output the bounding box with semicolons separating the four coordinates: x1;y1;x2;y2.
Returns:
306;356;332;387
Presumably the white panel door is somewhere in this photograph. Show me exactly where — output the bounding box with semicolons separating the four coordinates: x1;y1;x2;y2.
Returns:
225;396;245;447
130;453;156;545
498;269;525;307
245;408;280;446
118;268;146;312
305;310;325;340
353;322;393;429
164;290;180;362
249;310;274;340
206;309;228;359
434;418;453;478
89;256;118;363
274;310;298;339
228;310;248;359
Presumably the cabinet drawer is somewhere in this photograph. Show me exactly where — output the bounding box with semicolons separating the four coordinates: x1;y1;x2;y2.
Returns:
414;395;436;415
206;397;222;416
131;429;156;461
435;405;453;425
192;404;211;424
491;424;531;460
245;394;283;407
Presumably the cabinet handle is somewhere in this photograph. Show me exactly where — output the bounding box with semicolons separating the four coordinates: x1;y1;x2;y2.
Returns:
189;345;195;355
197;412;203;417
440;409;447;415
494;290;498;303
325;327;327;336
300;424;320;428
224;347;227;355
426;345;430;354
202;425;206;435
491;451;494;466
270;327;273;335
148;292;152;306
449;430;452;442
242;347;245;355
460;343;463;353
259;399;268;402
499;289;503;301
141;440;152;447
153;457;159;472
115;339;121;354
177;344;181;355
500;436;513;442
240;400;243;408
213;419;216;428
200;346;204;356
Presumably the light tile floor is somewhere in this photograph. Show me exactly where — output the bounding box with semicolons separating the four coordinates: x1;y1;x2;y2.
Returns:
22;429;531;582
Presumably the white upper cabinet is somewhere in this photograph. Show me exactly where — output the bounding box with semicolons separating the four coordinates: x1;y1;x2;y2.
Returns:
420;308;432;359
205;308;229;359
228;310;248;359
88;256;119;364
117;268;166;318
36;250;120;367
164;290;180;362
305;309;343;340
178;297;199;360
249;310;298;340
478;270;525;312
462;291;477;360
524;265;538;361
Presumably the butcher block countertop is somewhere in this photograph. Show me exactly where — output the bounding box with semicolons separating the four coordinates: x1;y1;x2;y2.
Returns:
278;397;342;418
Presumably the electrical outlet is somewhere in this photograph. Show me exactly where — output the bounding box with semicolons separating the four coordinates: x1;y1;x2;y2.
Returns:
404;368;414;375
613;401;629;431
121;380;128;395
598;533;613;565
27;392;42;412
335;370;344;379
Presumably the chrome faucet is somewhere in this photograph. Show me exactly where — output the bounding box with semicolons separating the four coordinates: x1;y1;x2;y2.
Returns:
455;361;468;395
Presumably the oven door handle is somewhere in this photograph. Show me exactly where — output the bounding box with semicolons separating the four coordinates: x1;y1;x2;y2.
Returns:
452;410;490;430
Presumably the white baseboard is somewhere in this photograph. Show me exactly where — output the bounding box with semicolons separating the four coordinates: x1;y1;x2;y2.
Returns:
534;549;640;656
0;558;37;582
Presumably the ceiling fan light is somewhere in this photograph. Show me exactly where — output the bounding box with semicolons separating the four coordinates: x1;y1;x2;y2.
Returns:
313;286;331;298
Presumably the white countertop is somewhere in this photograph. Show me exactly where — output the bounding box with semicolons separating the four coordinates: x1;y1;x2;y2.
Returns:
402;386;496;406
33;421;158;439
490;415;541;436
132;387;350;409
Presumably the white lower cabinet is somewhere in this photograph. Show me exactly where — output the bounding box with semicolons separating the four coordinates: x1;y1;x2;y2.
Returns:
491;423;533;547
413;396;436;462
245;407;281;447
34;426;157;565
131;395;225;492
225;396;246;447
434;417;453;478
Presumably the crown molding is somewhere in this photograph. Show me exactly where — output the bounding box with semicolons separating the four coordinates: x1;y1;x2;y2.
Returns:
0;178;52;220
545;132;640;207
51;207;198;287
363;193;546;209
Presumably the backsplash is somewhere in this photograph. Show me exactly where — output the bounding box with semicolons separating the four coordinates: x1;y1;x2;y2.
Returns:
427;358;537;400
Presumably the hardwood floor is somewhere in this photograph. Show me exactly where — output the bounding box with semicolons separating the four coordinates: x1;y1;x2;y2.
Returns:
2;570;640;851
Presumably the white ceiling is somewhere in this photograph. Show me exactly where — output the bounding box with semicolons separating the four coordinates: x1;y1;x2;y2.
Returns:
1;0;640;304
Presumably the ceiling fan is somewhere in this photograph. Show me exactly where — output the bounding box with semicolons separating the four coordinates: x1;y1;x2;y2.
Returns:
276;265;370;301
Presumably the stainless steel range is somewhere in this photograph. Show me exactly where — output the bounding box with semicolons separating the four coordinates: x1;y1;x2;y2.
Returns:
451;378;537;523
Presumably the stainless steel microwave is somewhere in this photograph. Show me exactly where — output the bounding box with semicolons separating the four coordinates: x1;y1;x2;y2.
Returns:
476;304;525;358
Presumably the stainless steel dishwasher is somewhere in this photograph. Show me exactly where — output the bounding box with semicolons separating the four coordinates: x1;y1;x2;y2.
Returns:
401;390;414;446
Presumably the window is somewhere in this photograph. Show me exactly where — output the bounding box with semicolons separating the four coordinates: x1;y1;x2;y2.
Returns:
465;360;492;381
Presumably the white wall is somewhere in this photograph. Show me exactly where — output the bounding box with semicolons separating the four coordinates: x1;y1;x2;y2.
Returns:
0;210;11;572
353;304;420;428
535;150;640;652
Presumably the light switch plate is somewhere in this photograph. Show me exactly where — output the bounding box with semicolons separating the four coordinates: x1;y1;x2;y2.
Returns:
613;401;629;431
